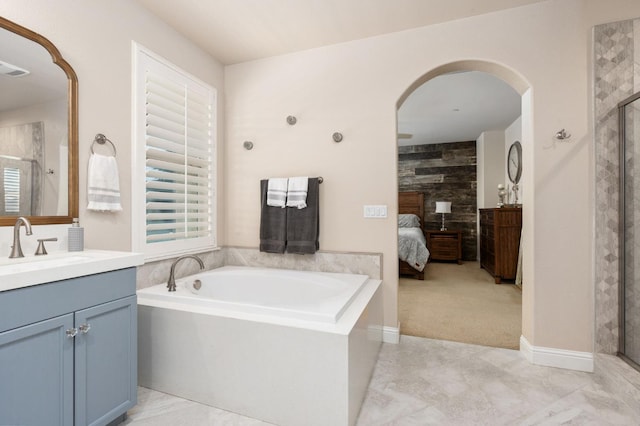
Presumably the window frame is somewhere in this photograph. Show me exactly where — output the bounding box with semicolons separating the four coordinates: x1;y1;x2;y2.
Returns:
131;42;217;261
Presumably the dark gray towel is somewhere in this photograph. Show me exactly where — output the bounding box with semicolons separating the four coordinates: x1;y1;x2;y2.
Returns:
286;178;320;254
259;179;287;253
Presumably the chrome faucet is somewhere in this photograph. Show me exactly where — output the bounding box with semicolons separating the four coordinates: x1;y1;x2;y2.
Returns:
9;216;33;258
167;255;205;292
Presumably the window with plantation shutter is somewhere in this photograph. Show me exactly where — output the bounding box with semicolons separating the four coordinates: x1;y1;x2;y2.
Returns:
3;167;20;214
133;44;216;260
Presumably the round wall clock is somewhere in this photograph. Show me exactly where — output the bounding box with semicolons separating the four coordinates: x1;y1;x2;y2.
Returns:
507;141;522;184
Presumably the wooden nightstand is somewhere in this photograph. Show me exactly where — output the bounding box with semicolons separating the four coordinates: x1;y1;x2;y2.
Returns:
425;230;462;264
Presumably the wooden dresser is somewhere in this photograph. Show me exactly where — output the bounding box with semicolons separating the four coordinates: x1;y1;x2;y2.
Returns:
426;230;462;264
479;208;522;284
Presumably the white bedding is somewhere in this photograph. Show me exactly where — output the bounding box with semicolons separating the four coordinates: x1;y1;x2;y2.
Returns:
398;227;430;272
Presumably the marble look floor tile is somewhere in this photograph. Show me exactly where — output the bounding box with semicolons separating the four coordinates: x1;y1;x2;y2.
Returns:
357;336;640;425
125;387;201;422
516;383;639;426
595;353;640;391
127;336;640;426
123;388;272;426
356;387;432;425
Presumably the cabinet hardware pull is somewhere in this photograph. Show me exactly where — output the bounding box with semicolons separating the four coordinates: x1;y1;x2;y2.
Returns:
66;328;78;338
79;323;91;334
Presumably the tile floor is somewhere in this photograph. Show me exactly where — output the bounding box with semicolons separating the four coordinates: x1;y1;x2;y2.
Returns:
123;336;640;425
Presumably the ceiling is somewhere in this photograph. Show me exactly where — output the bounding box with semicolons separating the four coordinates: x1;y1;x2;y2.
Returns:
136;0;546;66
397;71;521;146
0;26;68;113
134;0;532;145
0;1;534;142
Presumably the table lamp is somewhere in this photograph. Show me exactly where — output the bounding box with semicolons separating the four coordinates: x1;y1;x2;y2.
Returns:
435;201;451;231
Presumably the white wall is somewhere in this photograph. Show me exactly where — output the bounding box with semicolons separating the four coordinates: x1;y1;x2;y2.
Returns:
0;0;225;251
477;130;505;260
3;0;640;355
225;0;640;353
477;130;506;209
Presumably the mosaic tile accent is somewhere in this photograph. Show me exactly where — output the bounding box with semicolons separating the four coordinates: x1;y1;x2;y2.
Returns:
594;19;635;354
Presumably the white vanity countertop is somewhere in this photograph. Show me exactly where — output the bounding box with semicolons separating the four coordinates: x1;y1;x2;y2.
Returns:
0;249;144;292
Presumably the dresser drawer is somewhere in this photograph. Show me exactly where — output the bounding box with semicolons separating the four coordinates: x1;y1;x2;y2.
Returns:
431;245;459;259
432;238;457;248
480;209;494;225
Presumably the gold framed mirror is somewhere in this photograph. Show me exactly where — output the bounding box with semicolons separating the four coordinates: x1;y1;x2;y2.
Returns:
0;16;78;226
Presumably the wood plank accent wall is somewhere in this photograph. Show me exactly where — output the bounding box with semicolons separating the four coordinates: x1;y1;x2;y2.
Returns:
398;141;477;260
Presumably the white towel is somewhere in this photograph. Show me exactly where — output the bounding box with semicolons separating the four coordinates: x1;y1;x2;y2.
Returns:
267;178;288;208
87;153;122;212
286;176;308;209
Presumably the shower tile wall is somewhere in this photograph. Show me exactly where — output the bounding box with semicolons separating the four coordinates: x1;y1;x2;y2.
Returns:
594;18;636;354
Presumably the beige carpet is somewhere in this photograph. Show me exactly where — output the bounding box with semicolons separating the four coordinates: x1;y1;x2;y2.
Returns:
399;261;522;349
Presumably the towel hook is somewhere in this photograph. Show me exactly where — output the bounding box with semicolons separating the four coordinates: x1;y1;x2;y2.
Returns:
91;133;117;156
332;132;343;143
554;128;571;140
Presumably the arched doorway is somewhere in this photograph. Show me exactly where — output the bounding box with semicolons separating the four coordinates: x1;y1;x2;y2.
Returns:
396;60;532;349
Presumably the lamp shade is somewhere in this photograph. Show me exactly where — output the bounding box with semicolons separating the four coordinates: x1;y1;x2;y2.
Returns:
435;201;451;214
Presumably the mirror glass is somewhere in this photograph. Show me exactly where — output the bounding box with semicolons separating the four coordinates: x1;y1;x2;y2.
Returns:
0;17;77;226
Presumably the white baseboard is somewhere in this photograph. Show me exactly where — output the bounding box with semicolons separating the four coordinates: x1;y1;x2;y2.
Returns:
383;324;400;344
520;335;594;372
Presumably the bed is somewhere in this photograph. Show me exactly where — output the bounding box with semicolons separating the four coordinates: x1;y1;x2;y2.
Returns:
398;191;430;280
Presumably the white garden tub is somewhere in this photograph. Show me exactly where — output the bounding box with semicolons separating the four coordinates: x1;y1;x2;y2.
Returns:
137;266;383;426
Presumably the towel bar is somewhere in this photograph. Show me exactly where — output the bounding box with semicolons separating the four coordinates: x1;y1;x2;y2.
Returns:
91;133;117;156
264;176;323;183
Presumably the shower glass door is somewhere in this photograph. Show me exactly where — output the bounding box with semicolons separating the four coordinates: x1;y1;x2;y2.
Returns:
620;91;640;369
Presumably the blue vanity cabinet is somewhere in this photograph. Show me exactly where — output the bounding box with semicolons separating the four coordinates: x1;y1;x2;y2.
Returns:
0;313;75;425
0;268;137;426
75;295;137;426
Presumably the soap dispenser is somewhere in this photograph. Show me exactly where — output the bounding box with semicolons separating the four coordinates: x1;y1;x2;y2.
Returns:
68;218;84;252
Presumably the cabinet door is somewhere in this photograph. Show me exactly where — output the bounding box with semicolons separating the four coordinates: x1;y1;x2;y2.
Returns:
74;296;137;426
0;314;74;426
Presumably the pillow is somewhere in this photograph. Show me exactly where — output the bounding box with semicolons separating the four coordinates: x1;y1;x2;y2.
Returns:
398;214;420;228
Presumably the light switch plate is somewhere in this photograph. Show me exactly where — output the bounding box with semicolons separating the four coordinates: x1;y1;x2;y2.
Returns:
364;205;387;218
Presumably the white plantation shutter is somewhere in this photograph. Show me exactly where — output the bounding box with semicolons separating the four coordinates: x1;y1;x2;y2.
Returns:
3;167;20;213
134;45;216;259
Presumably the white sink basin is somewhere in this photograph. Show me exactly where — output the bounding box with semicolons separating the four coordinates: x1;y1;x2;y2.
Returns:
0;250;144;292
0;255;91;271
